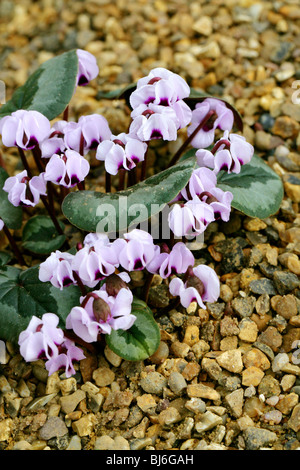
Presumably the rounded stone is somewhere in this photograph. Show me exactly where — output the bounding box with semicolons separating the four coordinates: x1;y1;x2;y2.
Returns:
92;367;115;387
39;417;68;441
243;348;271;371
168;371;187;395
139;372;167;396
149;341;169;364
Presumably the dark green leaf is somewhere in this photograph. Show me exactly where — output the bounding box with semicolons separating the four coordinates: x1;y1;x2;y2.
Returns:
105;298;160;361
0;50;78;120
0;167;22;229
22;215;66;255
0;251;12;266
62;157;197;234
217;154;284;219
97;82;136;103
0;265;81;343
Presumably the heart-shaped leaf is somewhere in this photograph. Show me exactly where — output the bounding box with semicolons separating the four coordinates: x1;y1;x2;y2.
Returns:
217;154;284;219
0;167;22;229
62;157;197;234
0;265;81;343
0;50;78;120
105;297;160;361
22;215;66;255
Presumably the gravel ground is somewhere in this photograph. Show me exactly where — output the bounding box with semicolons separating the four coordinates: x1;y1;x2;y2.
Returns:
0;0;300;451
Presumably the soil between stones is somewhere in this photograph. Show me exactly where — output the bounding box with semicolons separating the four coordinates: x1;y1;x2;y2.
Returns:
0;0;300;451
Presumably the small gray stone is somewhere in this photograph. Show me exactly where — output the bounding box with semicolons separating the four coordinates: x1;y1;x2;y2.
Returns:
243;426;277;450
66;435;82;450
273;271;300;295
272;353;290;372
249;278;277;295
168;372;187;396
60;389;86;414
140;372;167;396
194;411;222;434
185;398;206;414
232;296;256;318
39;417;68;441
12;440;33;450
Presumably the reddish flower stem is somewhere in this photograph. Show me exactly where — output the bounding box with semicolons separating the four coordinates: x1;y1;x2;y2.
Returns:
2;223;26;266
73;271;88;297
17;147;64;235
80;291;100;309
105;172;111;193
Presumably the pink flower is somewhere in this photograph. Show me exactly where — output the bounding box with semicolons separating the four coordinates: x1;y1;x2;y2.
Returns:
45;338;85;378
39;250;76;290
118;229;159;271
18;313;85;377
76;49;99;86
169;265;220;308
72;235;121;288
3;170;47;207
39;121;68;158
96;133;147;175
147;242;194;279
64;114;111;155
129;68;192;130
66;288;135;340
0;219;4;231
187;98;234;149
0;110;51;150
180;167;233;222
133;67;190;102
18;313;65;362
44;149;90;188
168;197;215;238
129;104;178;142
196;130;254;174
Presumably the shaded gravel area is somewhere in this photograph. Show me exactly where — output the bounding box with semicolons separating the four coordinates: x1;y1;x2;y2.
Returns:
1;0;300;451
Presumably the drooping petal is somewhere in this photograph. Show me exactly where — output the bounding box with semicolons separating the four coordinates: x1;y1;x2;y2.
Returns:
66;305;101;343
193;264;220;303
76;49;99;86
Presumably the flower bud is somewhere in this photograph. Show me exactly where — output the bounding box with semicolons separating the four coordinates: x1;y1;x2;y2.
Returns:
105;273;128;297
93;297;111;323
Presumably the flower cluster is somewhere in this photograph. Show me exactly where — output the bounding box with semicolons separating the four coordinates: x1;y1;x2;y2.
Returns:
36;228;220;348
0;50;257;378
129;67;192;141
18;313;85;378
168;166;233;238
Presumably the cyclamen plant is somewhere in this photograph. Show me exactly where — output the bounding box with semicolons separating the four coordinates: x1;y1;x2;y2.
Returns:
0;49;283;377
